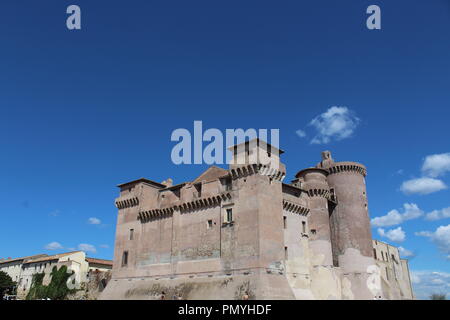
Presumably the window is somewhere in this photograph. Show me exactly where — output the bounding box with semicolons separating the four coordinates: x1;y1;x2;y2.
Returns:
221;177;232;191
130;229;134;240
381;251;384;261
207;220;213;229
302;221;306;233
122;251;128;267
373;249;377;260
283;216;287;229
225;208;233;223
194;183;202;197
284;247;288;260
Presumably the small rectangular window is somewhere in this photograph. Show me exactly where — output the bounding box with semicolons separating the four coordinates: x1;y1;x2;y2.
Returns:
302;221;306;233
226;208;233;223
194;183;202;197
222;177;232;191
283;216;287;229
122;251;128;267
284;246;288;260
207;220;213;229
373;249;377;260
130;229;134;240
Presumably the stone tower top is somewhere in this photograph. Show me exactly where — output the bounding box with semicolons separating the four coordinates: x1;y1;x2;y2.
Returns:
317;150;335;169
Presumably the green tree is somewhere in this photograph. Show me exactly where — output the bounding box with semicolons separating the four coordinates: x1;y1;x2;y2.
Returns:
430;293;446;300
26;266;77;300
0;271;16;299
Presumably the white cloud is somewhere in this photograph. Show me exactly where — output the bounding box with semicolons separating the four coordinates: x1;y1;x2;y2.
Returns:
422;153;450;178
410;270;450;299
99;244;109;249
415;224;450;256
425;206;450;221
78;243;97;254
398;246;415;258
296;129;306;138
377;227;406;242
88;217;101;225
308;106;360;144
400;177;447;195
415;231;432;237
371;203;423;227
44;242;63;250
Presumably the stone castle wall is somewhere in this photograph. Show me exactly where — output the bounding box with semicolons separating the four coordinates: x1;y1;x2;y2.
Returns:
101;143;414;300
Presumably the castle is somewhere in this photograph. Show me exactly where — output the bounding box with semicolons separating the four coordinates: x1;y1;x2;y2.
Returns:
101;139;414;300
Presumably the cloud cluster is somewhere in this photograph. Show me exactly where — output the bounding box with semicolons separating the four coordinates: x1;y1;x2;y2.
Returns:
410;270;450;300
44;242;98;254
398;246;415;258
425;206;450;221
377;227;406;242
415;224;450;257
296;106;360;144
88;217;101;225
295;129;306;138
422;153;450;178
400;177;447;195
78;243;97;254
400;152;450;195
371;203;423;227
44;242;63;250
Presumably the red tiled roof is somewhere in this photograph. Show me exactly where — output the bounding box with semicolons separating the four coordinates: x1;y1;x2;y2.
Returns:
23;251;82;264
0;254;48;265
86;257;113;266
192;166;229;184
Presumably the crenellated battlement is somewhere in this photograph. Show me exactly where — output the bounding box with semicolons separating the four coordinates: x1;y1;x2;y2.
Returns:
137;192;233;222
230;163;286;181
282;199;309;216
326;162;367;177
115;196;139;209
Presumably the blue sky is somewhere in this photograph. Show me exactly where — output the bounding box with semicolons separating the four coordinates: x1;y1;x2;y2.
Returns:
0;1;449;299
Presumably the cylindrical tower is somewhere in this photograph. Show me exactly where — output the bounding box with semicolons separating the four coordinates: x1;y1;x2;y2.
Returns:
317;151;377;299
296;168;333;267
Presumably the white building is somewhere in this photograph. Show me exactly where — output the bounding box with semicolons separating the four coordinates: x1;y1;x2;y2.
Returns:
0;251;112;299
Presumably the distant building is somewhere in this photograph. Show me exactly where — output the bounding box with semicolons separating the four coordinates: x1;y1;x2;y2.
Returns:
0;251;112;299
0;254;47;284
373;240;414;299
101;139;414;300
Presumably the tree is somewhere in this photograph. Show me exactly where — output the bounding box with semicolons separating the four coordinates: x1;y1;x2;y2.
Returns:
26;265;77;300
0;271;16;299
430;293;446;300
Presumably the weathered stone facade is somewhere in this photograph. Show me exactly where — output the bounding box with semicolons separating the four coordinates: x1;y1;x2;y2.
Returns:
101;140;413;300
